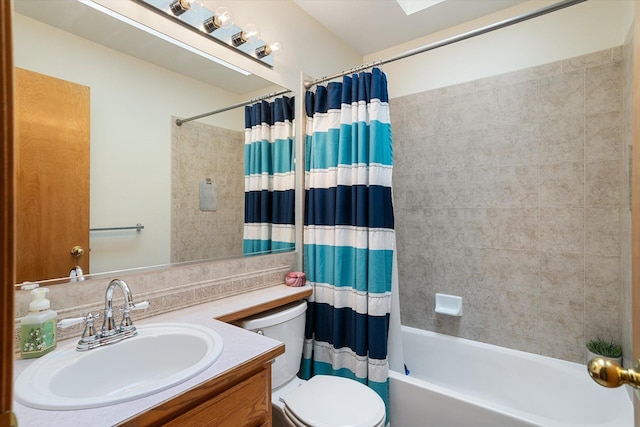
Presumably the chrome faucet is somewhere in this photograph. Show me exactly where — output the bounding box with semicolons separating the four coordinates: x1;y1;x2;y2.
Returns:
58;279;149;351
102;278;136;337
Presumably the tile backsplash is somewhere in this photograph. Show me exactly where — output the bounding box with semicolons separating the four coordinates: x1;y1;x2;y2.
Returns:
391;47;626;363
14;251;296;352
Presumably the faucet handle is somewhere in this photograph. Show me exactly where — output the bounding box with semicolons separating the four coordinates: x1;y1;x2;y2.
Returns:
58;313;101;346
118;300;150;314
58;317;86;329
119;301;149;332
131;301;150;311
58;312;100;329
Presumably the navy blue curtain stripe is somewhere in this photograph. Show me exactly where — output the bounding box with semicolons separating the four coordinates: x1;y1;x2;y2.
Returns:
307;303;390;359
304;186;394;228
245;96;295;128
244;190;295;224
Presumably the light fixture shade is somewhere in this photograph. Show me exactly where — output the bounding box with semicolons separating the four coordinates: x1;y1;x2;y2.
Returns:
255;41;281;59
169;0;191;16
232;23;259;47
168;0;203;16
202;6;233;33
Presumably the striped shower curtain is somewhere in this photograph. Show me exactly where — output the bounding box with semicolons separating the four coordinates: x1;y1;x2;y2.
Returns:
243;96;295;254
301;68;395;422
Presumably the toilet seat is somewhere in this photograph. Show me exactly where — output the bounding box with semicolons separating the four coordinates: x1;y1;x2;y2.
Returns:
280;375;386;427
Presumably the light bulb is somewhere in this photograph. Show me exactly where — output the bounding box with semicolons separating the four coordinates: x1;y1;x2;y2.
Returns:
270;42;282;53
215;7;233;28
243;24;260;44
202;6;233;33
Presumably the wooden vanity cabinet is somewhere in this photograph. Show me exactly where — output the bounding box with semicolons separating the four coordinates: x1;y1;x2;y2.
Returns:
118;345;282;427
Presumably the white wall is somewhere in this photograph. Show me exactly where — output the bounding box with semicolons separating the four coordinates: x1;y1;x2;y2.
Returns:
365;0;632;98
95;0;362;91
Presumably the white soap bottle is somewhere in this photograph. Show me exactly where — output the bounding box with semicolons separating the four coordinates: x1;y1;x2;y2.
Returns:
20;287;57;359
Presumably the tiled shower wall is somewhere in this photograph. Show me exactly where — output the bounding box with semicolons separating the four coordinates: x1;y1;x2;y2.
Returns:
391;47;626;363
171;120;244;263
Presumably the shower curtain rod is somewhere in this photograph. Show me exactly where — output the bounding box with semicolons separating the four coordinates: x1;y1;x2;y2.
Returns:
175;88;293;126
303;0;587;89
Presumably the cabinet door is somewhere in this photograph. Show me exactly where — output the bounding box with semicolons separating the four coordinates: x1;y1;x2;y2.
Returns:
164;367;271;427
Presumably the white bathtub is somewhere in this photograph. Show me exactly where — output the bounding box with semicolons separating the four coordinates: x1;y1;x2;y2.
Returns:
389;326;633;427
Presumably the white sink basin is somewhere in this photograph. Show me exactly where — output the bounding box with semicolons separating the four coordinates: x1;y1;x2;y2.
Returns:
15;322;224;410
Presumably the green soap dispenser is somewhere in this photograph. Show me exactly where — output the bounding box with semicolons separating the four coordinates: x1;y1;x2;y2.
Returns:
20;287;57;359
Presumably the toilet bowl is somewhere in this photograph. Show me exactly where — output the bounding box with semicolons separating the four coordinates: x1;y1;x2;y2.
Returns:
236;300;386;427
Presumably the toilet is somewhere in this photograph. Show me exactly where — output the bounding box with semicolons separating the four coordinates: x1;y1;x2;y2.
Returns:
235;300;386;427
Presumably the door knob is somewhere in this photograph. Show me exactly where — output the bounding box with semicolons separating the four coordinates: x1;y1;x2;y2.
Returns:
587;357;640;389
70;246;85;257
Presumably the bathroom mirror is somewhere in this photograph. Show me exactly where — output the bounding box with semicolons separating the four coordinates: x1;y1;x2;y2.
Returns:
13;0;293;285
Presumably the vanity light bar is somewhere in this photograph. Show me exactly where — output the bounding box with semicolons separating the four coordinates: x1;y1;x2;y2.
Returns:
136;0;278;66
76;0;251;76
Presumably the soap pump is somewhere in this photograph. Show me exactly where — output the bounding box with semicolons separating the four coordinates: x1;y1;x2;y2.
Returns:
20;287;57;359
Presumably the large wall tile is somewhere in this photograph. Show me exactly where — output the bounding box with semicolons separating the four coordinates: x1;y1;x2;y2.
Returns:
585;62;622;115
585;160;620;207
539;252;584;299
539;70;584;121
585;301;621;343
585;111;622;162
540;162;584;207
539;116;584;164
585;255;621;306
539;208;584;254
585;207;620;256
431;208;465;247
494;81;539;125
498;123;539;166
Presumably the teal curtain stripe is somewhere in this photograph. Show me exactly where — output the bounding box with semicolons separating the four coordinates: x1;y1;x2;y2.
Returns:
304;243;393;293
244;240;294;252
305;134;313;173
244;139;272;175
369;120;393;165
244;138;294;176
368;379;390;426
243;239;271;253
271;241;295;251
308;129;340;170
272;138;295;174
308;121;392;170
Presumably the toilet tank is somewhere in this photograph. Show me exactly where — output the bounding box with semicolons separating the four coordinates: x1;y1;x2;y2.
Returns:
235;300;307;389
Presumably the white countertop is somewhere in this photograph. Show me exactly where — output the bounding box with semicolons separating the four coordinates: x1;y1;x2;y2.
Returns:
13;284;311;427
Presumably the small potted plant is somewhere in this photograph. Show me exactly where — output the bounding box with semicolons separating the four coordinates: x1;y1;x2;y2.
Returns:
586;337;622;365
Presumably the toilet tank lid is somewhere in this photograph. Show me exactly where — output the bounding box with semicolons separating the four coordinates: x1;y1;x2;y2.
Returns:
236;300;307;330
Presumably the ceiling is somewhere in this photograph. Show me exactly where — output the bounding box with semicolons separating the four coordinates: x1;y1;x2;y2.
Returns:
293;0;530;56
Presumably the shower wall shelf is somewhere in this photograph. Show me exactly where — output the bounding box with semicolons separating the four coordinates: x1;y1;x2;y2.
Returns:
134;0;275;67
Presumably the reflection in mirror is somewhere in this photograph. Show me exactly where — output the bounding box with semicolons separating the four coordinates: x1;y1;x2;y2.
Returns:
13;0;293;285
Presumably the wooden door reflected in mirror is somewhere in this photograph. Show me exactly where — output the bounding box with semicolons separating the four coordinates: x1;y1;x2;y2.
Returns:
15;68;90;284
